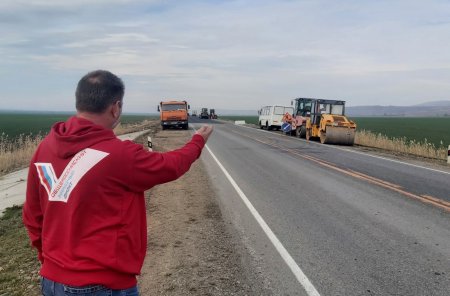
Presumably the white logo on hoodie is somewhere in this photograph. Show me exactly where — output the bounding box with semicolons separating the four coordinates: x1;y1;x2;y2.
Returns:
35;148;109;202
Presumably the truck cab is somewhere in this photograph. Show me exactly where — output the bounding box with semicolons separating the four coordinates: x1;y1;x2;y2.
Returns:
200;108;209;119
158;100;190;130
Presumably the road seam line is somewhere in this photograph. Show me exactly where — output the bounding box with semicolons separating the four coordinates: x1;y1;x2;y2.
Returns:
192;125;321;296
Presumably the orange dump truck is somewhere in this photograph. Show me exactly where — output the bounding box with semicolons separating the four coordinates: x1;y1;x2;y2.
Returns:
157;100;190;130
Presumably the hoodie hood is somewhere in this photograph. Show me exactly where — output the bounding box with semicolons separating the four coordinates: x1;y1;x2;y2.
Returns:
47;116;116;159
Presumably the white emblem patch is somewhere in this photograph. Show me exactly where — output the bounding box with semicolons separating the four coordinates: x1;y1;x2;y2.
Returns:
35;148;109;202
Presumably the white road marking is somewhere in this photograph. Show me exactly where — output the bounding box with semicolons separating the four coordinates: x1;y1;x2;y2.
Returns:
192;125;321;296
238;124;450;176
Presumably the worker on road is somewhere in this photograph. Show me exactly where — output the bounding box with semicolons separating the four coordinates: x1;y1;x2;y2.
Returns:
22;70;213;296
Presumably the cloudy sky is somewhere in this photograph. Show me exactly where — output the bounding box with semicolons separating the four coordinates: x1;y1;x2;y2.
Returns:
1;0;450;113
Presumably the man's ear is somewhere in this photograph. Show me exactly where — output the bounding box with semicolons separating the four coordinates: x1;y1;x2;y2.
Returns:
112;100;122;118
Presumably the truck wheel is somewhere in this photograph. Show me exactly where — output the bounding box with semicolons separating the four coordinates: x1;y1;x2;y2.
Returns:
183;124;189;130
162;125;167;130
296;126;306;138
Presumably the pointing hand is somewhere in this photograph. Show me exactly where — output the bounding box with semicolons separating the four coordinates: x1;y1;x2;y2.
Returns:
195;125;214;142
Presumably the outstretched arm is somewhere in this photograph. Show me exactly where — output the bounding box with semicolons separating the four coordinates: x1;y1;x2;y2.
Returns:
127;125;214;191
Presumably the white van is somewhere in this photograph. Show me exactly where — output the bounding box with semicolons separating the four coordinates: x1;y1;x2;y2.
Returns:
258;105;294;130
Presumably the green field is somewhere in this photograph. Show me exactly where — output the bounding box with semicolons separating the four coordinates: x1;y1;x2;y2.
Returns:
351;117;450;148
220;116;259;125
0;112;157;139
2;113;449;147
220;115;450;147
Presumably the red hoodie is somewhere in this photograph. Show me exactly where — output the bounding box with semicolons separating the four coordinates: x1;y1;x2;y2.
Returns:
22;116;205;289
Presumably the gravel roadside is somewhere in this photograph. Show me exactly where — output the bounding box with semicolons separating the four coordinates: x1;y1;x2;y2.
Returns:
136;126;270;295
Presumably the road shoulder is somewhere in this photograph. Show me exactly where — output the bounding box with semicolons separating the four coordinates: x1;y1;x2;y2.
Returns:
137;128;268;295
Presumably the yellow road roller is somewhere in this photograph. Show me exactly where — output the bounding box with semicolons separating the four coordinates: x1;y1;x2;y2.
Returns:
292;98;356;145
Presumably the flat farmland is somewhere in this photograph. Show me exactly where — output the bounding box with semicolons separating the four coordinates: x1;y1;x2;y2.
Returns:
0;112;156;139
351;117;450;147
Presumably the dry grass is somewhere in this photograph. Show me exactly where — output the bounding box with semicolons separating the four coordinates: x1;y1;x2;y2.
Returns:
355;129;447;160
113;120;152;136
0;120;153;177
0;133;44;176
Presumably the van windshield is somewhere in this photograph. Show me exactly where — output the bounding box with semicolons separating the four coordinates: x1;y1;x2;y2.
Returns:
274;106;285;115
161;104;186;111
284;107;294;114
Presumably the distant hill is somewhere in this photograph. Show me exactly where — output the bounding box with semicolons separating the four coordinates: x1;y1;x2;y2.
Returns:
347;100;450;117
413;100;450;107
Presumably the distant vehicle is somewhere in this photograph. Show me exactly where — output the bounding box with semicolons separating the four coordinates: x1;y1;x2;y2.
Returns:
209;109;218;119
158;100;190;130
258;105;294;130
192;110;197;117
200;108;209;119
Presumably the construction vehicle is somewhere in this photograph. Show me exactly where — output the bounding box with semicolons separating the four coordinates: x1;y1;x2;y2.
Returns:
285;98;356;145
192;110;198;117
209;109;218;119
200;108;209;119
157;100;190;130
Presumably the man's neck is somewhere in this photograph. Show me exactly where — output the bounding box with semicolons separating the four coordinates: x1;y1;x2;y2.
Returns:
76;112;112;129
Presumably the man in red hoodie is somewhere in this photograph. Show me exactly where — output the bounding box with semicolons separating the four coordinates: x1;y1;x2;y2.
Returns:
23;70;213;295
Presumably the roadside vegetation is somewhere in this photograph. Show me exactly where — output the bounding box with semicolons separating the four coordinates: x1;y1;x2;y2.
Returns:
0;133;44;176
355;130;447;160
0;205;40;296
352;117;450;148
113;119;153;136
0;116;154;177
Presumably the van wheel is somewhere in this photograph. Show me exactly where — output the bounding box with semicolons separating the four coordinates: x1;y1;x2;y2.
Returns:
266;122;272;131
259;121;263;129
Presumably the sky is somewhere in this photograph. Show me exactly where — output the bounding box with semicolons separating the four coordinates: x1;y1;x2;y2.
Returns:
1;0;450;113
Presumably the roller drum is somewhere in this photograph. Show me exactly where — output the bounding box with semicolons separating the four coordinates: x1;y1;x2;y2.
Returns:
320;126;355;145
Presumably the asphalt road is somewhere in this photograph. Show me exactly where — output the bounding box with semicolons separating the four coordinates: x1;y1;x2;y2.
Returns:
190;117;450;296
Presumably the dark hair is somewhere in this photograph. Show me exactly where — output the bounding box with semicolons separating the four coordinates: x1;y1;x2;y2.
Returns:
75;70;125;113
